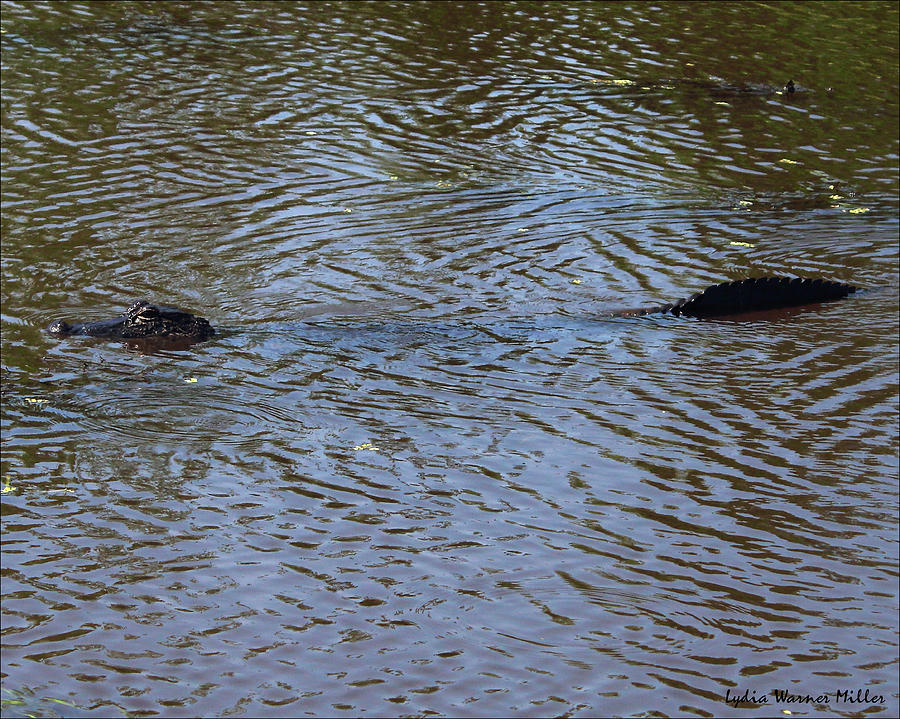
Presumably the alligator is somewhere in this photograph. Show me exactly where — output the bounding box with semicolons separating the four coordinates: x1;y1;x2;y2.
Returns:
580;77;802;98
44;277;858;345
46;299;215;342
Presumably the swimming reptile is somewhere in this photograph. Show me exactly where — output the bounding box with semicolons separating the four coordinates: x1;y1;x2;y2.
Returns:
44;276;859;344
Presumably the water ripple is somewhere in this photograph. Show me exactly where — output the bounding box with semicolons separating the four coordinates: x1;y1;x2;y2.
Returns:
2;1;897;717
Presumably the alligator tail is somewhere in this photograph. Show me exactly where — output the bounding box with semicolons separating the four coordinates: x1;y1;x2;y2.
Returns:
659;276;858;318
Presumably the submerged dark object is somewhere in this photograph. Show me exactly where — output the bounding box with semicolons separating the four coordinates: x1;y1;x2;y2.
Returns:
621;276;858;319
591;77;799;96
673;78;797;96
44;276;858;345
46;300;215;341
702;78;796;96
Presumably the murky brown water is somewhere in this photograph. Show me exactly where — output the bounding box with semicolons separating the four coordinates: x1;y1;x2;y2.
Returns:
2;1;898;717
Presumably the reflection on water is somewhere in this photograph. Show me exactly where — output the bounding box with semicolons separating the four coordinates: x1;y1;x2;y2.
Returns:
2;1;898;717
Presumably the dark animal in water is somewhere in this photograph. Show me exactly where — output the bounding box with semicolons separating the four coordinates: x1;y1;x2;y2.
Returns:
679;78;796;96
588;77;798;96
46;299;215;341
45;276;857;344
618;276;857;318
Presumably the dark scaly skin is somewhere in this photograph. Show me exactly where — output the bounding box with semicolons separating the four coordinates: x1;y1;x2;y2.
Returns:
618;276;858;318
678;78;796;96
590;78;798;96
44;276;858;343
46;300;214;341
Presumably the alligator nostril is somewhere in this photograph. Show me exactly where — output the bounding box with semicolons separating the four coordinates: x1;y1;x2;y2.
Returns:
46;319;72;335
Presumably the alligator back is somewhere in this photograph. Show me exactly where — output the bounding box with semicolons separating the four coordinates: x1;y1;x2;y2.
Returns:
661;277;858;318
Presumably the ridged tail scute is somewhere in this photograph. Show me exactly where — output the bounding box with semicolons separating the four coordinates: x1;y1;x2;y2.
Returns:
667;276;858;318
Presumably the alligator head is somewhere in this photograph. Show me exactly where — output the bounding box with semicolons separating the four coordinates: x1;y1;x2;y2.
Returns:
47;300;215;341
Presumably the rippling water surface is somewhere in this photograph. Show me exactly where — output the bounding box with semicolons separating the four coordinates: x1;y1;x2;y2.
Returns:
2;1;898;717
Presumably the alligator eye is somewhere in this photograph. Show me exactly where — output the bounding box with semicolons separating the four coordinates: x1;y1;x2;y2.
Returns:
127;300;151;313
126;300;160;323
135;308;160;322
